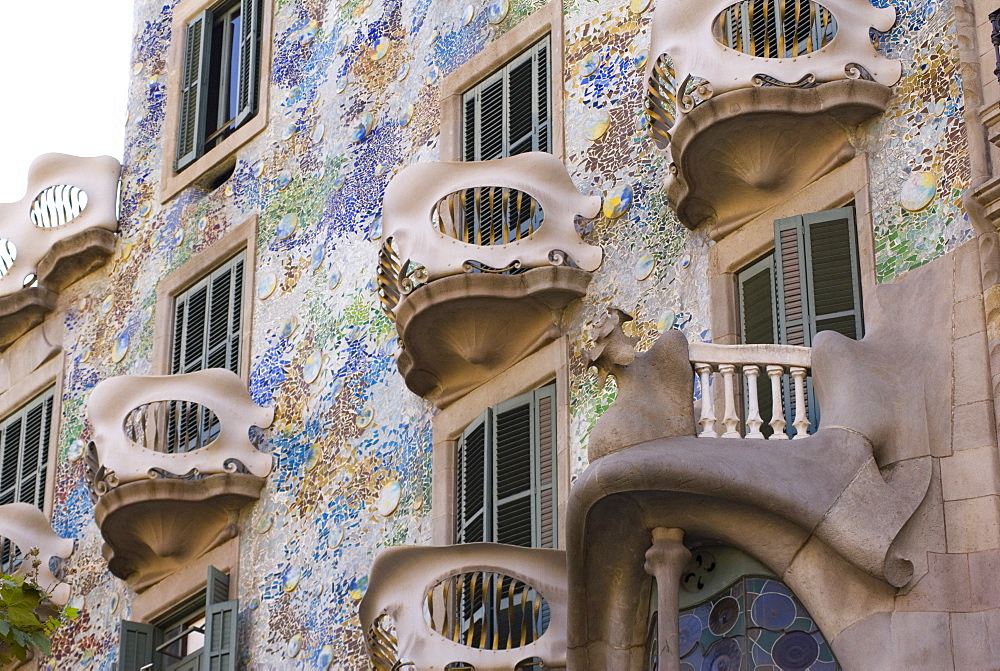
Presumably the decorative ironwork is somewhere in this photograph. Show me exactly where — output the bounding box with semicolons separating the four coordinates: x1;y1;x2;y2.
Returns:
432;186;545;248
461;259;523;274
377;237;427;318
990;8;1000;83
752;72;817;87
714;0;837;59
84;440;118;501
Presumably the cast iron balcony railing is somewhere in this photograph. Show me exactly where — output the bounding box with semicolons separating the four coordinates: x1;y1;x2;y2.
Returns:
644;0;901;235
85;369;273;589
360;543;567;671
377;153;602;406
0;154;120;347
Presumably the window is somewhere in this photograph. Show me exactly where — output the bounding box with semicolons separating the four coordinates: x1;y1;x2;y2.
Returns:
119;566;237;671
462;37;551;162
164;251;245;453
176;0;262;171
0;389;54;572
737;206;862;430
455;383;557;549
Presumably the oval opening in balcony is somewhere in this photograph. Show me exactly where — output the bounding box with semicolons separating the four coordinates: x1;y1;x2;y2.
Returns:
0;239;17;278
431;187;545;247
29;184;89;228
713;0;837;59
122;400;222;454
424;570;551;649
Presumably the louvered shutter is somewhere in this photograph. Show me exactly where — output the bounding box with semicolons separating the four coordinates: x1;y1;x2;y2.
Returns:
234;0;261;128
456;412;489;544
202;599;238;671
206;566;231;605
534;385;557;549
177;11;212;170
493;393;535;547
737;257;777;436
119;620;159;671
802;207;864;341
774;215;810;347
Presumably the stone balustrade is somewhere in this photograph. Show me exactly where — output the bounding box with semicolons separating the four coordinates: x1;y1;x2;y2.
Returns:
0;503;74;605
688;342;813;439
359;543;567;670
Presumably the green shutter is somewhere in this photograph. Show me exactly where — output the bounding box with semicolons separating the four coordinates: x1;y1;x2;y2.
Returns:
534;384;557;549
234;0;261;128
737;259;777;436
773;214;810;347
802;207;863;341
206;566;230;606
119;620;159;671
201;599;238;671
177;11;211;170
456;412;489;544
493;393;535;547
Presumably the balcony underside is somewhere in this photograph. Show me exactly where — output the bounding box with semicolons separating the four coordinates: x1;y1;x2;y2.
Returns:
94;473;265;591
395;266;591;407
0;287;57;350
667;80;892;238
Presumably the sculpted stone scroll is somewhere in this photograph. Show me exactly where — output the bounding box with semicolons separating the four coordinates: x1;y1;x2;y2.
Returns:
0;503;74;606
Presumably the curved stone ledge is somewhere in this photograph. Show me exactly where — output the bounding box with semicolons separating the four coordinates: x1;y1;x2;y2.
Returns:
395;266;591;407
666;80;892;235
94;473;265;590
0;287;58;350
36;227;117;293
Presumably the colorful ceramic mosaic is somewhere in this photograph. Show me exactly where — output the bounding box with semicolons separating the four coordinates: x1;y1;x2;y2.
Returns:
34;0;975;667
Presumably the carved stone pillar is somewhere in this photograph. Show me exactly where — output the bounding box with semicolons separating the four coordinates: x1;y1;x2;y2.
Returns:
643;527;691;671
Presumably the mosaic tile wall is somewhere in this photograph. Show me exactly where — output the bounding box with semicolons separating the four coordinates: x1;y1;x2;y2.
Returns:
38;0;972;667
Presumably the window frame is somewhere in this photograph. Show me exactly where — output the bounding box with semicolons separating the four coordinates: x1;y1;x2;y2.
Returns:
432;338;571;548
438;0;564;161
160;0;273;202
152;216;257;377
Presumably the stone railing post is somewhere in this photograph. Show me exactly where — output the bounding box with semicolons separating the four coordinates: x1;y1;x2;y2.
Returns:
643;527;692;671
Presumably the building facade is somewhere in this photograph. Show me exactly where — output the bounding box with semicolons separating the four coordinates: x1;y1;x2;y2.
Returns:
1;0;1000;667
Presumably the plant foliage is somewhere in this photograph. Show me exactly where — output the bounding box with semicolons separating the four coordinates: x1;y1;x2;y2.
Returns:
0;549;77;665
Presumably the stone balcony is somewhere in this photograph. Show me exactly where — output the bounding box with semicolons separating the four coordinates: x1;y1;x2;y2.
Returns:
378;152;602;407
0;154;120;348
359;543;567;670
85;368;274;590
645;0;900;237
0;503;74;605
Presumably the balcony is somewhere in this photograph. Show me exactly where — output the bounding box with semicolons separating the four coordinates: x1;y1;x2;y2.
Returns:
85;369;274;590
572;258;954;667
0;503;74;605
0;154;120;347
645;0;900;236
359;543;567;670
378;152;602;407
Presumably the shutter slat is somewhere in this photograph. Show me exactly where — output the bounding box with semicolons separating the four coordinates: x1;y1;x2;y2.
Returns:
234;0;261;128
177;12;210;170
119;620;158;671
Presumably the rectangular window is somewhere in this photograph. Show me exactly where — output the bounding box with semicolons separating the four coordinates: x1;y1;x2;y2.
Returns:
165;252;245;453
0;389;54;572
177;0;262;171
455;383;557;549
461;37;551;161
737;206;863;432
119;566;238;671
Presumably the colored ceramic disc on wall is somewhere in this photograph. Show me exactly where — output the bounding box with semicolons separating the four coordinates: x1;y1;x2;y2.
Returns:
257;272;278;299
603;183;633;218
634;254;655;280
900;171;937;212
376;480;402;516
486;0;509;24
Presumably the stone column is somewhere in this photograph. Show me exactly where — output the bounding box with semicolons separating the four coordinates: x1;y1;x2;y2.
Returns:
643;527;691;671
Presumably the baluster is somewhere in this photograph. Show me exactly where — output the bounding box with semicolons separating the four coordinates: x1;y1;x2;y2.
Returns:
766;365;788;439
695;364;717;437
791;366;810;438
743;365;765;439
720;364;741;438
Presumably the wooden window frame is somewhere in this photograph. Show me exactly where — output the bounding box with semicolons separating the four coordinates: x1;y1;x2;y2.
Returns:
152;216;257;377
432;338;571;547
438;0;565;161
160;0;273;202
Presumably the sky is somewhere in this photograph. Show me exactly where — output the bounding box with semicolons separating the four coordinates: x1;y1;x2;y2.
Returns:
0;1;133;202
